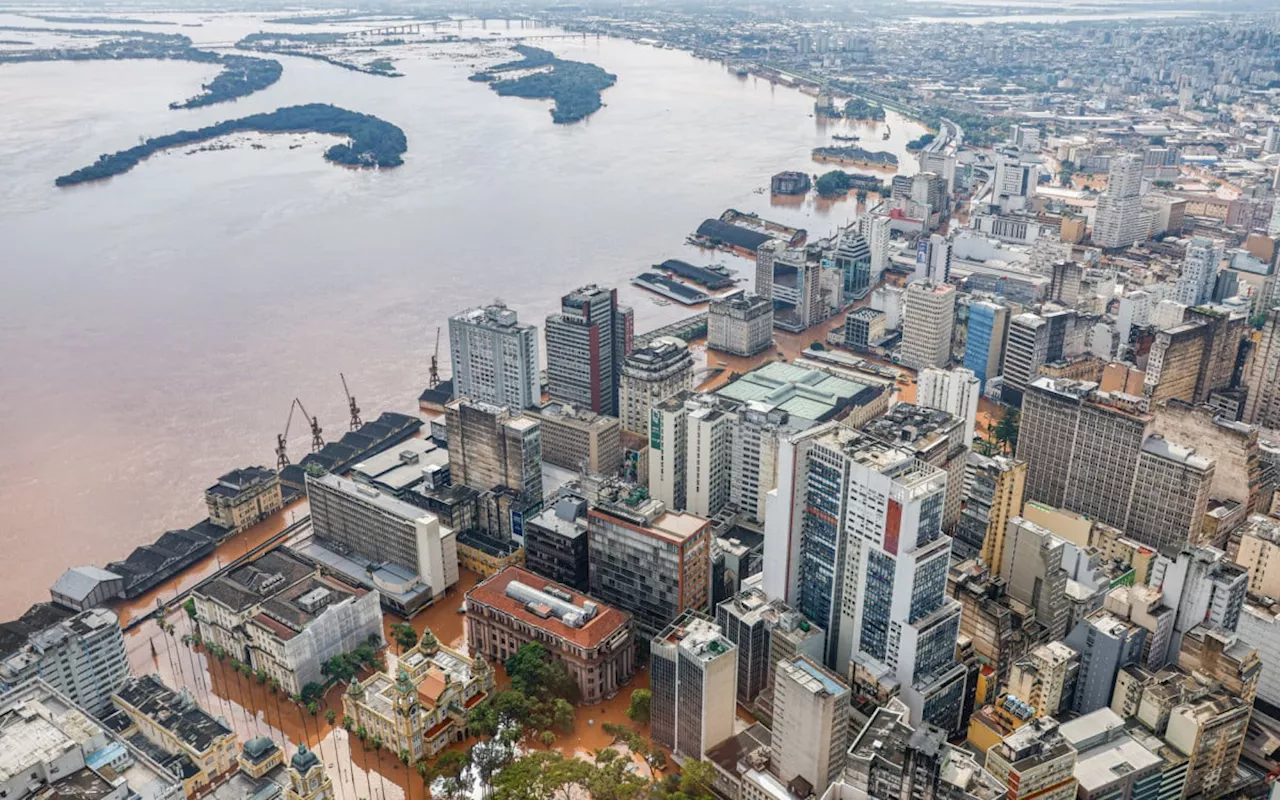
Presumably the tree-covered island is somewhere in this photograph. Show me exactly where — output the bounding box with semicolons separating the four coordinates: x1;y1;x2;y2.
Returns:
55;103;407;186
472;45;616;124
236;31;403;77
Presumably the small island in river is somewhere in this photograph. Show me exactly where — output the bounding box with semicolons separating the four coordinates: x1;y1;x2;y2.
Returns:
236;31;402;76
0;30;282;109
55;103;407;186
472;44;616;124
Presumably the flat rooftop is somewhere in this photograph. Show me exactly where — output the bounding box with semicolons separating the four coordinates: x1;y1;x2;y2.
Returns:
466;566;630;649
782;655;849;697
716;361;880;422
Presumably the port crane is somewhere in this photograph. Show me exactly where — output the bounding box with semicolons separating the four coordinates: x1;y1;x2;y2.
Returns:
275;399;298;470
294;398;325;452
429;326;442;389
340;373;362;431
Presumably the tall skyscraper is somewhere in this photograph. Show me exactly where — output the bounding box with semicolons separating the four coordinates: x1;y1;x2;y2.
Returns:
999;517;1070;640
913;234;952;284
1244;307;1280;429
618;336;693;436
963;300;1010;391
444;397;543;503
992;151;1040;212
955;453;1026;563
901;282;956;370
1063;609;1147;714
835;232;874;301
771;655;851;796
651;612;738;761
545;285;627;416
1149;546;1247;662
917;367;980;445
1092;154;1146;249
857;212;892;278
448;302;539;410
1002;311;1074;407
1174;237;1226;307
0;607;128;714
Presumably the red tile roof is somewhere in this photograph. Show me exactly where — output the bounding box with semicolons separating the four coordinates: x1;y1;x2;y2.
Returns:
465;566;631;649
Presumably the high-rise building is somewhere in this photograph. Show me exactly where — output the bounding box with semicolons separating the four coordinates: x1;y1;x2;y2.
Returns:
857;212;892;278
901;283;956;370
528;402;622;476
649;392;732;518
1063;609;1147;714
862;404;969;533
708;293;774;357
1244;307;1280;429
715;588;825;710
545;285;628;416
999;518;1069;640
964;300;1010;391
448;302;540;410
1058;710;1166;800
835;231;874;301
917;367;980;445
771;655;850;796
523;496;590;591
1149;546;1247;661
992;151;1040;212
947;560;1048;689
0;607;127;715
758;241;823;332
1126;438;1214;555
619;336;694;436
1001;313;1049;406
914;234;952;284
955;453;1026;565
1007;641;1076;719
985;719;1078;800
444;398;542;503
1174;237;1226;308
588;496;711;638
1167;693;1251;800
845;307;887;352
1092;154;1146;249
303;473;459;617
651;612;738;761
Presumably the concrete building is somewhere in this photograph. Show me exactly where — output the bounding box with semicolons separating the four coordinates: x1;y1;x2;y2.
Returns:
1149;546;1247;662
0;681;183;800
1127;438;1214;555
1058;709;1165;800
964;301;1010;391
901;282;957;370
588;497;712;638
204;467;282;534
1238;602;1280;712
836;232;875;301
1001;313;1049;406
918;367;980;446
448;302;540;410
1007;641;1076;718
651;612;738;761
999;518;1070;640
715;588;824;709
444;397;543;504
863;404;969;533
948;560;1047;689
1151;400;1267;517
302;473;458;617
1244;307;1280;430
858;212;892;278
759;241;824;332
343;637;493;761
1233;514;1280;599
708;293;774;358
914;234;953;284
1063;609;1147;714
844;307;887;352
0;608;128;716
1167;693;1251;800
523;496;590;592
527;402;622;476
191;548;383;696
545;285;630;416
984;719;1078;800
772;655;851;796
619;336;694;435
108;675;239;798
954;453;1026;565
1175;237;1226;308
466;566;635;704
1092;154;1146;249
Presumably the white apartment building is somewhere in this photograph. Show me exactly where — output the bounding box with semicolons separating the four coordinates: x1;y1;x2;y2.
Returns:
772;655;851;796
448;302;540;410
900;282;956;370
917;367;980;445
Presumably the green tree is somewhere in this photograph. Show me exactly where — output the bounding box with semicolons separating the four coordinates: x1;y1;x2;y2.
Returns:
974;437;1000;457
390;622;418;653
182;598;198;621
553;698;575;733
342;714;354;731
994;407;1021;454
540;730;556;746
324;708;337;725
625;689;651;724
505;642;550;694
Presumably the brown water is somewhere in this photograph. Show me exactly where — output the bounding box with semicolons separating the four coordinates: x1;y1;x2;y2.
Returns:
0;13;926;617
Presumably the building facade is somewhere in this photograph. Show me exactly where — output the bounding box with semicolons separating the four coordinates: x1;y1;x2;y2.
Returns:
650;612;738;761
205;467;283;534
523;497;590;592
448;302;540;410
444;397;543;503
900;282;957;371
545;284;630;417
0;607;128;715
771;655;851;797
708;293;774;357
619;336;694;435
528;403;623;476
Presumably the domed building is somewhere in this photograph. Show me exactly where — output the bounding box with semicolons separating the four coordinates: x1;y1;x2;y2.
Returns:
286;746;334;800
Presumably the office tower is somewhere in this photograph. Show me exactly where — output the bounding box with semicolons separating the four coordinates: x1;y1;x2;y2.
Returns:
992;151;1040;212
901;282;956;370
1007;642;1076;718
304;472;458;616
755;240;779;300
444;397;542;501
1168;694;1251;800
1058;710;1166;800
759;241;822;332
1103;585;1176;671
715;587;824;710
1177;627;1260;704
650;392;731;518
466;567;635;704
948;561;1045;689
523;496;590;591
1234;514;1280;599
964;300;1010;390
1144;323;1209;405
917;367;980;445
588;496;711;637
913;234;952;284
1174;237;1226;308
771;655;850;796
835;231;874;300
728;403;788;525
545;284;625;416
1265;126;1280;155
857;211;892;277
619;336;694;435
1001;313;1048;406
1092;154;1145;249
1063;609;1147;714
985;719;1078;800
872;284;905;331
955;453;1026;564
920;150;957;193
845;307;886;352
0;608;127;715
1047;261;1083;306
651;612;737;761
911;173;949;224
448;302;540;410
999;518;1069;640
528;403;622;475
708;293;773;358
1009;124;1041;153
1126;438;1213;554
1244;307;1280;429
1149;546;1247;661
863;404;969;534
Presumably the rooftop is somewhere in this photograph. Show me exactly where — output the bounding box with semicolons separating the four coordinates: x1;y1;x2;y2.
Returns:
716;361;880;423
1074;736;1162;793
195;549;315;613
780;655;849;698
466;567;631;649
351;438;449;492
308;472;435;524
206;466;276;498
655;613;735;663
1140;436;1214;470
113;675;232;755
49;567;123;604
